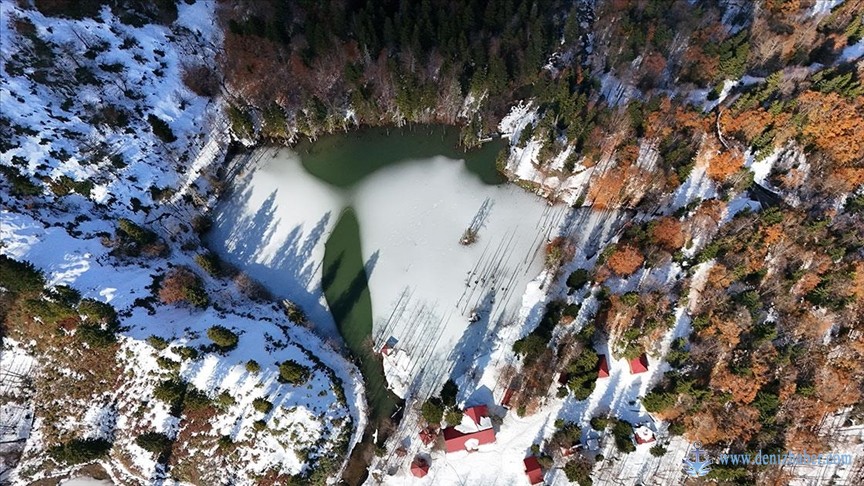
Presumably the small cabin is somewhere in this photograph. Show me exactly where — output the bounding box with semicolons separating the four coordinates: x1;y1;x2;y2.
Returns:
443;406;496;453
629;353;649;374
380;336;399;356
597;354;610;378
523;456;544;485
633;424;656;445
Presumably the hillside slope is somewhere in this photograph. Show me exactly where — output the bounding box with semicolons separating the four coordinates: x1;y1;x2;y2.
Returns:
0;2;364;484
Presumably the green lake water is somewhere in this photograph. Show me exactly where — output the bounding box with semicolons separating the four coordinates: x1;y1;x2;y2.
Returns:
296;125;507;187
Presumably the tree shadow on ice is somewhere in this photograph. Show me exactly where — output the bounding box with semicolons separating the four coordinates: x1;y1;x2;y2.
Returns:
207;182;337;337
439;289;509;404
466;197;494;235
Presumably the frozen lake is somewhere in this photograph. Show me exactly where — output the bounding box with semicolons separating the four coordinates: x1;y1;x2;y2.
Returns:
209;127;565;419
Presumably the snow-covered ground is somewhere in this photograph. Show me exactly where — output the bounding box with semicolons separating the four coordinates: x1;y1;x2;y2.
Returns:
496;103;596;205
0;2;364;483
1;198;363;484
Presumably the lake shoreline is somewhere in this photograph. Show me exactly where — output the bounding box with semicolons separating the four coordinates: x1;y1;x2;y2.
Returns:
207;126;557;484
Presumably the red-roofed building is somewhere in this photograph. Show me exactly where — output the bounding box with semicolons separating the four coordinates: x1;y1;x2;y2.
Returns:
443;426;496;453
379;336;398;356
443;405;496;452
633;424;656;445
411;458;430;478
464;405;488;426
524;456;544;485
629;354;649;374
597;354;610;378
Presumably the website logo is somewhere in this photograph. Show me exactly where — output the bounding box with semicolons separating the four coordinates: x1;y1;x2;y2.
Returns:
684;441;711;478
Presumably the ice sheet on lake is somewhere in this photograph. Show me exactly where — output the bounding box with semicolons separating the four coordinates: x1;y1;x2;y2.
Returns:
209;149;566;398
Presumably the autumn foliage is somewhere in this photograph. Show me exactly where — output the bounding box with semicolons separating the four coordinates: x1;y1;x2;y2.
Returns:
159;267;209;308
799;91;864;167
650;217;685;251
706;149;744;181
606;245;644;276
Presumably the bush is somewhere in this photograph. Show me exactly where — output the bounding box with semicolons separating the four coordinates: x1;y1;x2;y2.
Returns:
444;407;463;426
226;104;254;138
253;398;273;414
49;175;93;197
566;269;590;290
77;325;117;348
563;303;581;318
245;359;261;373
23;297;77;325
49;285;81;306
111;219;166;258
157;356;180;372
707;85;721;100
195;252;222;277
215;390;236;409
159;267;209;308
147;335;169;350
34;0;104;19
611;420;636;453
668;421;685;436
563;456;594;485
147;114;177;143
283;300;307;325
48;438;112;464
590;416;608;431
207;325;238;350
278;360;311;385
252;419;267;431
650;444;668;457
441;379;458;407
153;379;187;407
117;218;157;246
0;165;42;197
135;432;172;454
421;397;444;425
0;255;45;294
184;388;211;411
177;346;199;360
234;272;271;300
78;299;118;326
